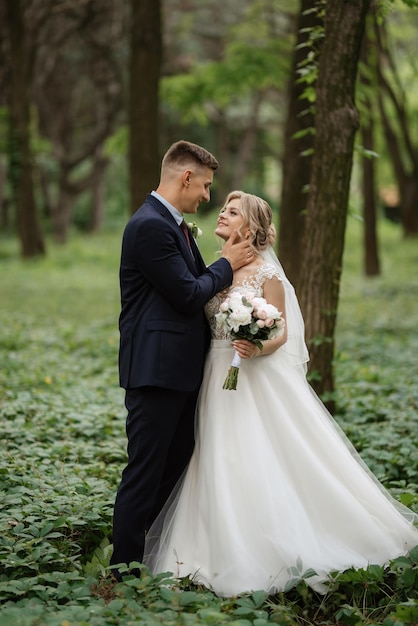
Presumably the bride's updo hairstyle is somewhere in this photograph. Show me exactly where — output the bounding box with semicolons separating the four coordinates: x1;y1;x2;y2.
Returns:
223;190;276;251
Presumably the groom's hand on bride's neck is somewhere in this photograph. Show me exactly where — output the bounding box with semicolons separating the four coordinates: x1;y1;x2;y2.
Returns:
222;230;254;271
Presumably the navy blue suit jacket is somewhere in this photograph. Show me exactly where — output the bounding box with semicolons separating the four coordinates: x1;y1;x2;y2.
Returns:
119;194;233;391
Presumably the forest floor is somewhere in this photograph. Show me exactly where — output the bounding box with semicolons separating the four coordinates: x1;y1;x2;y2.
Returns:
0;218;417;625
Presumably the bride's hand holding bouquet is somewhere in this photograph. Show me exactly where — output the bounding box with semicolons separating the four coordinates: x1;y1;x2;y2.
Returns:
215;291;285;390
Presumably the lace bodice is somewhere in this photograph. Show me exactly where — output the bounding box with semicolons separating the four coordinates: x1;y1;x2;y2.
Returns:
205;263;282;340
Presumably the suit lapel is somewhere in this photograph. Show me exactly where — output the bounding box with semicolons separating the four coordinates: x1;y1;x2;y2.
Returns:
190;236;206;273
146;194;203;275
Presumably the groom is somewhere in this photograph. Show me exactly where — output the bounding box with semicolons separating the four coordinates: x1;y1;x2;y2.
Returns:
110;140;253;577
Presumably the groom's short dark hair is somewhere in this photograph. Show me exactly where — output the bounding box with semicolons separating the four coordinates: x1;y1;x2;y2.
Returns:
162;140;219;172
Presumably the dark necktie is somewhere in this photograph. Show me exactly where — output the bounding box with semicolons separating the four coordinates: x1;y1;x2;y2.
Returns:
180;220;191;250
180;220;195;262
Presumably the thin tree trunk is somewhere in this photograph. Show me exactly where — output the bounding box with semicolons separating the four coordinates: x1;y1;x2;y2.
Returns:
231;94;262;190
377;89;418;236
214;112;230;205
361;105;380;276
0;162;9;230
299;0;370;409
6;0;45;257
374;17;418;237
360;28;380;277
129;0;161;214
279;0;323;288
401;178;418;235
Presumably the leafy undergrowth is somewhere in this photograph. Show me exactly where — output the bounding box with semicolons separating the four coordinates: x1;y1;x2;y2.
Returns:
1;226;417;625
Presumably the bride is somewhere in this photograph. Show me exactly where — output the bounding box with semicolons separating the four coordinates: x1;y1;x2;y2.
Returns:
144;190;418;597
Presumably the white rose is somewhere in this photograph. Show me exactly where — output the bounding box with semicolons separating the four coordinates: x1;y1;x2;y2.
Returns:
228;305;252;332
263;304;282;319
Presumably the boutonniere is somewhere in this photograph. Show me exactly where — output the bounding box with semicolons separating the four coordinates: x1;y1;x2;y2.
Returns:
187;222;203;239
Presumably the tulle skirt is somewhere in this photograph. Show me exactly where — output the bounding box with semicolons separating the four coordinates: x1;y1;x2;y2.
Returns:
144;340;418;597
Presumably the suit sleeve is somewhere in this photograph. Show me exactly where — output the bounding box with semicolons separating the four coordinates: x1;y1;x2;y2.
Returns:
122;215;232;313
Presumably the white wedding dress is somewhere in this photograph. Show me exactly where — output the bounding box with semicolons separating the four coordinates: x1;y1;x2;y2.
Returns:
144;254;418;597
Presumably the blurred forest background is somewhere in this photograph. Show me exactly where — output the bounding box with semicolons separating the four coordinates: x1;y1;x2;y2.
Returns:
1;0;418;401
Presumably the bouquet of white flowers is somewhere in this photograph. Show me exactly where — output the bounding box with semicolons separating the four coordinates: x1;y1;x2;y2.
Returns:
215;291;285;390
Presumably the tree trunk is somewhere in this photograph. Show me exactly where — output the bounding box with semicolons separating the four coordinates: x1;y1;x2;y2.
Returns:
5;0;45;258
361;105;380;276
278;0;323;288
299;0;370;409
377;92;418;236
401;178;418;235
0;161;9;231
231;94;262;190
217;115;230;205
360;28;380;277
129;0;162;214
374;17;418;237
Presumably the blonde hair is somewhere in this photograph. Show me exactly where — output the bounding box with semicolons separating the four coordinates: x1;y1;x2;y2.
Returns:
222;190;276;251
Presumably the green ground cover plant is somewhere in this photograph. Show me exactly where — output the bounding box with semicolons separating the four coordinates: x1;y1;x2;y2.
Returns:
0;219;417;625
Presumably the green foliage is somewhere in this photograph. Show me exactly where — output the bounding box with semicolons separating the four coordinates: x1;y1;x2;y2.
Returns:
0;219;417;624
397;0;418;8
335;219;418;497
161;0;293;124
